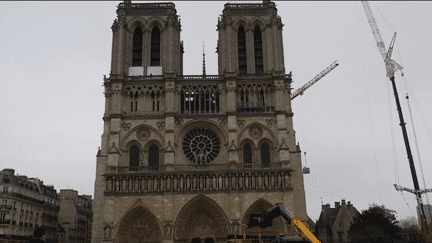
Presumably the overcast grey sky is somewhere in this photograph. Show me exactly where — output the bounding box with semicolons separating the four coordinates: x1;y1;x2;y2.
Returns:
1;1;431;222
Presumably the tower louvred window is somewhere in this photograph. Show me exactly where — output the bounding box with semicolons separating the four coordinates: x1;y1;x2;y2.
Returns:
132;27;143;67
254;26;263;75
151;26;161;66
238;26;247;75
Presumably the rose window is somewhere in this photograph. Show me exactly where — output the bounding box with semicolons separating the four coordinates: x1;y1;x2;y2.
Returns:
182;128;221;164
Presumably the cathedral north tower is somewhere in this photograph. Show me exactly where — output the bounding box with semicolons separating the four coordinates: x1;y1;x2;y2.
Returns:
110;1;183;78
93;1;308;243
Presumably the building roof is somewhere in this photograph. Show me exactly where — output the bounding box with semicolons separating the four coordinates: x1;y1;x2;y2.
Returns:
0;168;58;199
316;200;360;229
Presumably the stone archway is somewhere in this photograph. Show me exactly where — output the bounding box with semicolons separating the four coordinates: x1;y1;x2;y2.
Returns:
117;205;162;243
242;199;285;238
174;195;229;243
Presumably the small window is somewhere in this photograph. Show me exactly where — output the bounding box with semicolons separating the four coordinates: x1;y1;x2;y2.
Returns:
129;146;140;170
243;144;252;167
148;145;159;171
261;143;270;168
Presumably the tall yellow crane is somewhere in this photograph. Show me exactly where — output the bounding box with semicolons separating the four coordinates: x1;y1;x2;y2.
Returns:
361;1;432;241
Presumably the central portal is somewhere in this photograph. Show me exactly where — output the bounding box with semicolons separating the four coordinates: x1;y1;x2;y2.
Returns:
174;195;229;243
117;206;162;243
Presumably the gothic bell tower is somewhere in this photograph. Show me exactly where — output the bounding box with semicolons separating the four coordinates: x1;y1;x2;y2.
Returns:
110;1;183;78
217;1;285;76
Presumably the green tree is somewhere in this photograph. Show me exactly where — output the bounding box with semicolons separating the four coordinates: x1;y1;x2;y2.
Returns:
349;204;402;243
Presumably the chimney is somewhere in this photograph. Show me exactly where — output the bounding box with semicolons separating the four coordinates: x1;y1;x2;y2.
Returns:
342;199;346;206
335;202;341;209
2;168;15;175
322;203;330;210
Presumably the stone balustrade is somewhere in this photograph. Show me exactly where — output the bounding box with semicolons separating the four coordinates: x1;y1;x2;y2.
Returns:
104;168;293;195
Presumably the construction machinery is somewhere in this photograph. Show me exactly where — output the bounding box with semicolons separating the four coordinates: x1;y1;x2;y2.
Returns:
245;204;320;243
361;1;432;241
291;61;339;100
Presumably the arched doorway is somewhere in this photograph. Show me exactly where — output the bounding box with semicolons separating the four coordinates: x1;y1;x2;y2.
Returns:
117;205;162;243
242;199;285;238
174;195;229;243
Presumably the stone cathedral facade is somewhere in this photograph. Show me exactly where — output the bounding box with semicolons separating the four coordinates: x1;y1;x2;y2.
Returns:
92;1;308;243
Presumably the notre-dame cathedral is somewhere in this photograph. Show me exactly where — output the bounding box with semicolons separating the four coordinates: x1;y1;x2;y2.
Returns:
92;1;308;242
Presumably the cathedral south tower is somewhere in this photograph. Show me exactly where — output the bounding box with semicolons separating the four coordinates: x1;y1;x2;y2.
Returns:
92;1;308;243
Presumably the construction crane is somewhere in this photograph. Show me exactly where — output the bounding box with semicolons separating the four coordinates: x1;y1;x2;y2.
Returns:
362;1;432;241
361;1;403;77
291;61;339;100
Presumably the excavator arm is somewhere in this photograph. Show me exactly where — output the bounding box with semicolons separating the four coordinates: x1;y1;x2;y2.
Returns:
247;204;320;243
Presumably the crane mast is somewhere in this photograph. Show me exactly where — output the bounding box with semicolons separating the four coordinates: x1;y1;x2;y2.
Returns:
361;1;432;241
361;1;386;60
291;61;339;100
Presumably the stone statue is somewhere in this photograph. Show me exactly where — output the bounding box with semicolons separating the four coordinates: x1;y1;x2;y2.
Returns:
212;175;217;190
173;177;178;192
284;173;290;188
277;174;282;188
180;176;184;191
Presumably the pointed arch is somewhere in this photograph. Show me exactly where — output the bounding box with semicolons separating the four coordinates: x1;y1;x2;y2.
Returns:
237;122;278;147
127;17;146;32
120;124;165;152
146;17;165;32
242;198;284;237
117;205;162;243
232;18;250;32
174;195;229;242
249;16;266;31
174;119;229;147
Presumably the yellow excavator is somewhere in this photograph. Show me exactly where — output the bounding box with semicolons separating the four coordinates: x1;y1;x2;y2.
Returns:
227;203;320;243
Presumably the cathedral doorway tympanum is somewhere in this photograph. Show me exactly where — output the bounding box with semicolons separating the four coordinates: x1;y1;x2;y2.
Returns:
117;205;162;243
174;195;229;243
242;199;285;238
